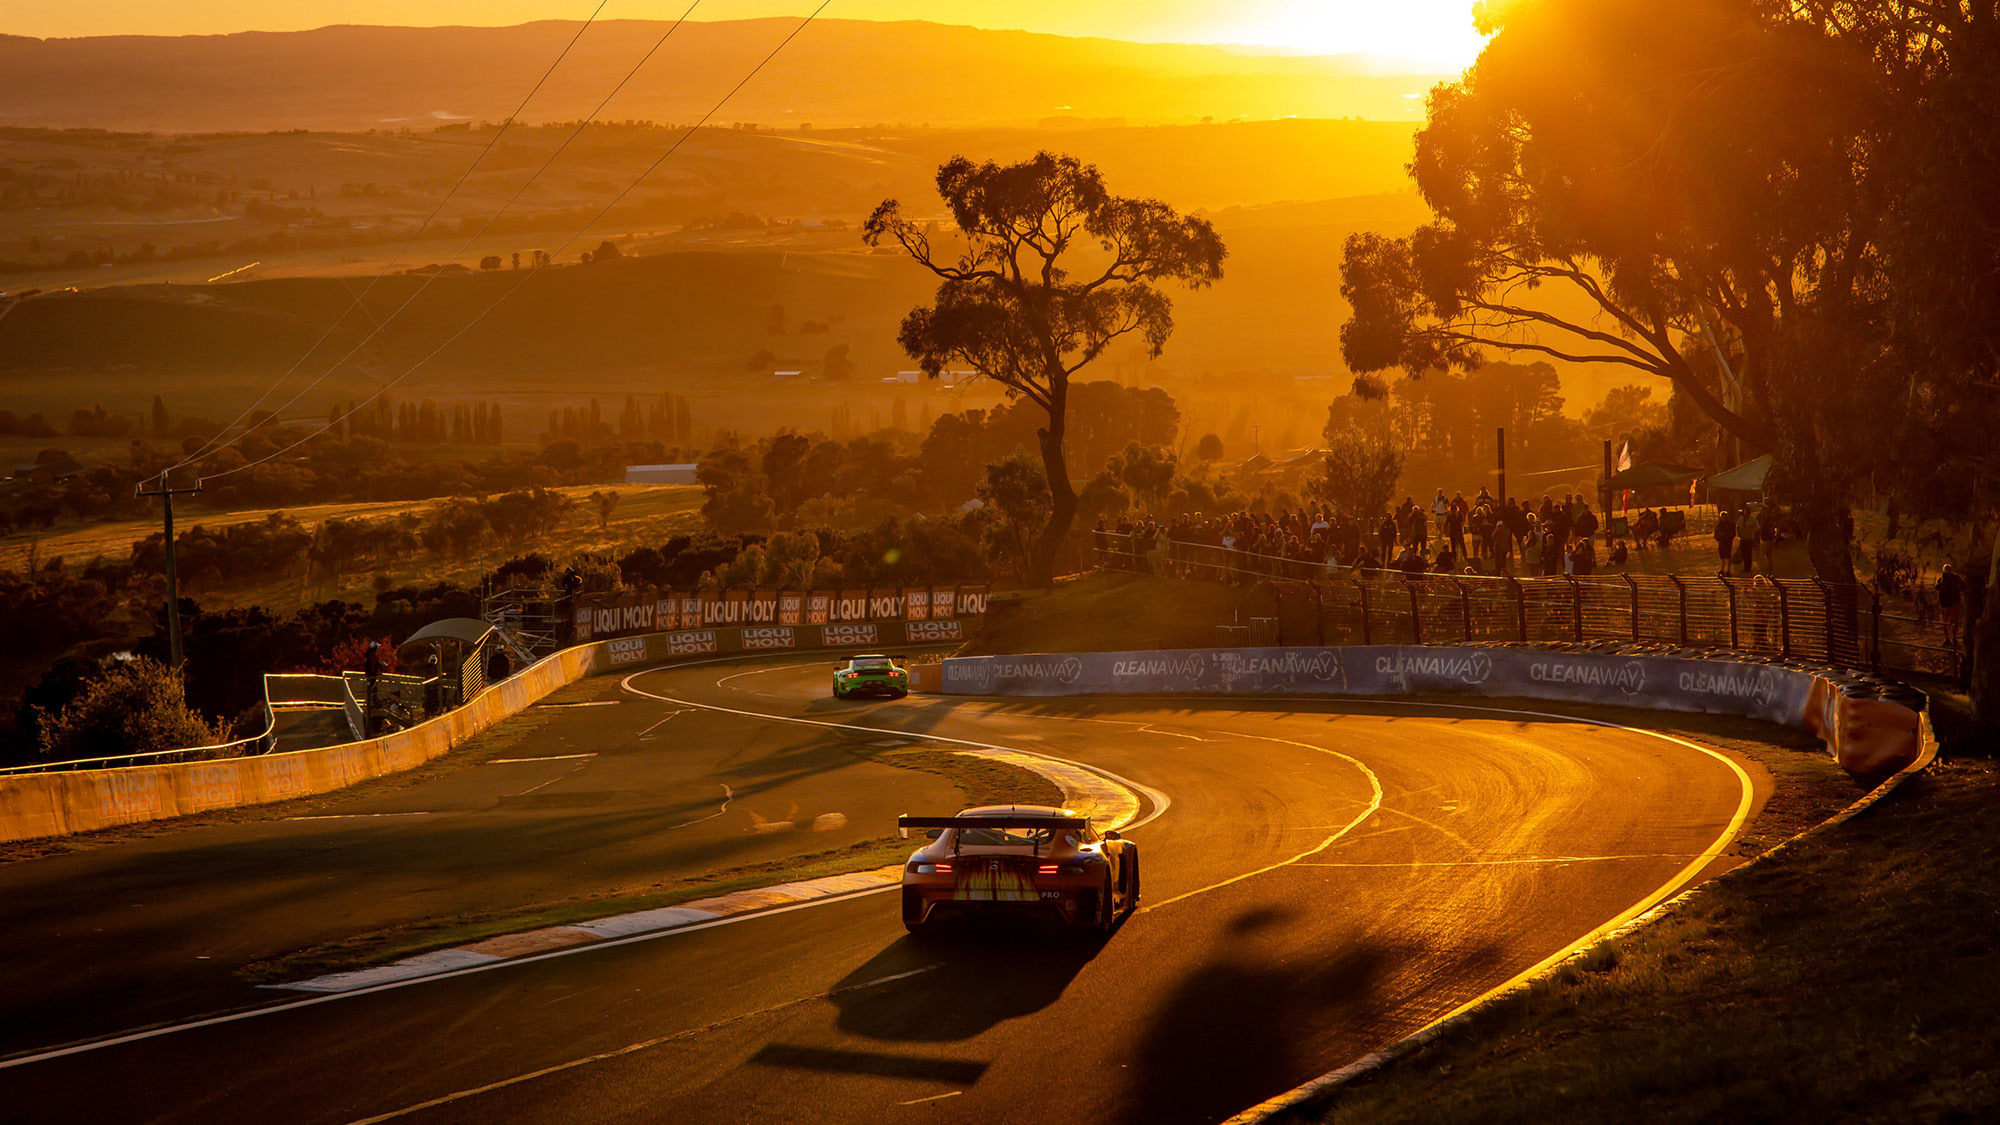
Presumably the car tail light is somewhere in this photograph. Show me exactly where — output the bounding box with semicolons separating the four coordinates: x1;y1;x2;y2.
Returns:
1038;864;1059;874
911;861;953;874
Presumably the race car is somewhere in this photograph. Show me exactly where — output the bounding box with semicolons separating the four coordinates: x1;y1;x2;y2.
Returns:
897;806;1138;934
832;654;908;699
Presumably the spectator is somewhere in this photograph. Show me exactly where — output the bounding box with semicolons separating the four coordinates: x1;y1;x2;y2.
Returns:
1939;564;1965;648
1631;508;1659;549
1573;501;1598;543
1735;507;1759;575
1715;508;1738;575
1609;540;1629;566
1751;574;1778;648
1488;515;1513;574
485;645;510;685
1446;501;1467;561
364;639;381;729
1568;536;1595;576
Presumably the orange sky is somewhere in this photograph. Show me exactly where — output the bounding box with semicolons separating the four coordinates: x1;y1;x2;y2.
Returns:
17;1;1487;66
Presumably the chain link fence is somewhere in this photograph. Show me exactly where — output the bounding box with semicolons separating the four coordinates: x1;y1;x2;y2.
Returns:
1095;533;1961;678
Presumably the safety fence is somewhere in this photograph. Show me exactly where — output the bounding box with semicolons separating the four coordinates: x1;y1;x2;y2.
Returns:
1095;534;1960;679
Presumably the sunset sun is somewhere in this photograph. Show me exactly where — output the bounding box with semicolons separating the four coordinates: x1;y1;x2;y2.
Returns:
1228;0;1486;66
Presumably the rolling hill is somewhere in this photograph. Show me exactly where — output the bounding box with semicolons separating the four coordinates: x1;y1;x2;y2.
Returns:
0;19;1452;133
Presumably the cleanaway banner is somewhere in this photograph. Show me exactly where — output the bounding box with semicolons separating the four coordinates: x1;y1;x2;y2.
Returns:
937;645;1815;727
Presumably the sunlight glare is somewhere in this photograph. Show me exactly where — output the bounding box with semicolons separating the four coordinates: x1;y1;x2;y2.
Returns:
1227;0;1487;68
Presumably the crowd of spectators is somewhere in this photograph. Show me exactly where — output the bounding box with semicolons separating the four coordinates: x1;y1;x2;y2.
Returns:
1094;488;1686;582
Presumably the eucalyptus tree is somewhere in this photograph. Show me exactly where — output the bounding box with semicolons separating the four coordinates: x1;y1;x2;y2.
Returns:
1339;0;1905;596
865;153;1225;586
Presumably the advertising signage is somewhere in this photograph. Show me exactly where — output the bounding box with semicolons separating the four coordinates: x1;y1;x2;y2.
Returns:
573;586;988;642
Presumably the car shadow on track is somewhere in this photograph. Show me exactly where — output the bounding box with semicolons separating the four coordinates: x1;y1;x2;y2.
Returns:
1118;905;1396;1125
828;920;1113;1042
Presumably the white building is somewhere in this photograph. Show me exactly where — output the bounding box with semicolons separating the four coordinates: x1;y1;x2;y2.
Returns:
624;464;699;485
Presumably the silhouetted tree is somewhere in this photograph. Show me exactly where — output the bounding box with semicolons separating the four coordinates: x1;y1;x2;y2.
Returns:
823;343;854;382
1339;0;1904;609
866;152;1225;585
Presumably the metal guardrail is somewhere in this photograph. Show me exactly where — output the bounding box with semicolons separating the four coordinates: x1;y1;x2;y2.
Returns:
1095;533;1961;677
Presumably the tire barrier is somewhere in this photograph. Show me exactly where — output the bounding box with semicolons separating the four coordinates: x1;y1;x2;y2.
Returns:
0;620;973;845
911;642;1926;774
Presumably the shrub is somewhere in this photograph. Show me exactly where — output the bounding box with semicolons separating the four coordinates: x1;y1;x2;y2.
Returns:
36;657;227;761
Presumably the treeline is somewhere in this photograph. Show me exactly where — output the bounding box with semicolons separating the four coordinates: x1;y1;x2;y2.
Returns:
119;489;577;591
545;393;695;445
337;398;507;445
697;381;1182;534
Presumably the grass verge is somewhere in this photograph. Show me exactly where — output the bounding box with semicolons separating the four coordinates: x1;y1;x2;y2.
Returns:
1311;762;1990;1125
237;744;1065;985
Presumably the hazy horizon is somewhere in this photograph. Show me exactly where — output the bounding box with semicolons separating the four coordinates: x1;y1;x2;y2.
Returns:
4;2;1487;67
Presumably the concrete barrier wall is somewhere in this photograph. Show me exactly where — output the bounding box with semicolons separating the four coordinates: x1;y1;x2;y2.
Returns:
0;618;975;845
913;645;1925;774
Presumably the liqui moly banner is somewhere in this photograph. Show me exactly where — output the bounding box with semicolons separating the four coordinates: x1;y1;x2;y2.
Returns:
834;589;871;623
575;586;990;641
936;645;1814;727
869;589;905;621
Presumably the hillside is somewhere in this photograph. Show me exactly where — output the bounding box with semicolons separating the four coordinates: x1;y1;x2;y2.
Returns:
0;19;1453;133
0;192;1446;431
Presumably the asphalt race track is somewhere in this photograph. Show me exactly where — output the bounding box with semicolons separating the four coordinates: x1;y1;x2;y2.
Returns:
0;654;1759;1125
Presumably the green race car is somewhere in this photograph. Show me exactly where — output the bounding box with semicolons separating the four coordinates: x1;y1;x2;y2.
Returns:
832;654;909;700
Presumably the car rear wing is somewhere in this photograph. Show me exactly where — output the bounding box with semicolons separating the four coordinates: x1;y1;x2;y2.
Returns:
898;815;1087;831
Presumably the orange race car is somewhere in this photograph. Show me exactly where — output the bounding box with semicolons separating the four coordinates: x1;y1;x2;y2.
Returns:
897;806;1139;935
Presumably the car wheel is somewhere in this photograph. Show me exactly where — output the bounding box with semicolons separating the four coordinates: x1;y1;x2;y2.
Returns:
891;688;908;700
1123;849;1140;912
1096;873;1117;933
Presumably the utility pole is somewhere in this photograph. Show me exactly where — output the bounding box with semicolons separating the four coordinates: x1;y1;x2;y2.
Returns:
1496;426;1507;502
137;471;201;669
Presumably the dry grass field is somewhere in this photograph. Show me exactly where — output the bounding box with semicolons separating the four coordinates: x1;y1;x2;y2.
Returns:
2;483;704;615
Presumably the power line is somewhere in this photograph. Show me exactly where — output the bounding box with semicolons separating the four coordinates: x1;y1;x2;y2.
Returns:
201;3;837;487
168;1;613;475
187;0;709;477
179;0;705;478
181;1;708;477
